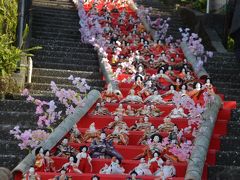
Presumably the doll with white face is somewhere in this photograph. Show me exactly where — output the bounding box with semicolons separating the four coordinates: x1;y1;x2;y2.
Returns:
83;122;101;143
61;156;82;174
76;145;92;173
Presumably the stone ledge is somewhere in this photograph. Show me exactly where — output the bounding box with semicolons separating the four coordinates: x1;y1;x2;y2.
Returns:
178;7;227;53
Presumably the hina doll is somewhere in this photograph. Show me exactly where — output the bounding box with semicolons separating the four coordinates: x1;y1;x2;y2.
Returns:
76;145;93;173
61;156;82;174
83;123;101;143
107;125;129;145
129;158;152;176
148;151;164;174
187;82;203;101
179;84;188;96
132;75;145;95
125;105;136;116
154;159;176;178
22;167;40;180
138;80;154;98
51;168;71;180
137;125;158;145
99;157;125;174
134;133;163;160
34;147;45;172
202;78;215;95
108;115;128;130
43;150;55;172
149;104;165;117
168;126;179;144
155;68;174;89
89;131;123;160
167;106;188;119
120;89;143;103
101;83;123;103
55;138;76;157
158;117;175;132
144;90;168;105
161;85;176;101
69;124;84;143
113;103;126;116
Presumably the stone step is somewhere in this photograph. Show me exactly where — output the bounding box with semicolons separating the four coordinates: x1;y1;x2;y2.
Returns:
33;61;99;72
30;83;103;92
0;100;35;112
32;55;99;66
213;81;240;89
32;26;80;36
0;154;26;170
31;76;105;87
32;5;77;16
208;165;240;180
33;0;74;8
206;59;239;67
32;1;75;9
34;49;98;59
32;18;79;29
30;38;93;48
216;87;240;96
33;56;99;66
32;30;80;40
0;140;26;156
208;73;240;83
0;111;36;127
216;151;240;166
205;66;240;74
32;11;79;21
220;136;240;151
32;15;79;26
222;94;240;102
32;33;81;42
0;123;37;141
213;52;235;58
230;108;240;121
227;121;240;136
33;44;96;54
32;68;102;79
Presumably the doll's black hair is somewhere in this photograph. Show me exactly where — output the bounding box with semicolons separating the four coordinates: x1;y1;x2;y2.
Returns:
79;145;88;152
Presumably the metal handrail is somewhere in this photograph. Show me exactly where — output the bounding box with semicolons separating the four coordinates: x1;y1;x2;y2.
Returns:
16;0;32;49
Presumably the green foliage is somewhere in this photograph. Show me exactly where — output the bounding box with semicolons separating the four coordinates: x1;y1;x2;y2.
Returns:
0;0;20;76
0;35;22;75
178;0;207;12
227;36;235;51
0;0;18;42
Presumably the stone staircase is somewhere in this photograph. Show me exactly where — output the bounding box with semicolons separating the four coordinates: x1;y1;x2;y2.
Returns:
0;0;104;169
137;0;186;40
139;0;240;179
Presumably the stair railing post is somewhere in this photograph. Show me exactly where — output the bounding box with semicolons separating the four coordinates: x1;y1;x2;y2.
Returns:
27;57;33;83
206;0;210;13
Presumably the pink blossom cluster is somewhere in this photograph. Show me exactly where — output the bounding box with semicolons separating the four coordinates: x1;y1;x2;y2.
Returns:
10;126;49;150
172;91;206;127
179;28;213;72
77;3;114;77
11;76;90;150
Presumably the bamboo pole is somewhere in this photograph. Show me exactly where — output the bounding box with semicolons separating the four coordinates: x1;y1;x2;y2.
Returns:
185;94;223;180
12;90;101;177
181;42;209;79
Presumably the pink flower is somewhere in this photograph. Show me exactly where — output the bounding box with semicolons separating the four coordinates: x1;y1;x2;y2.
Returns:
21;88;29;96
